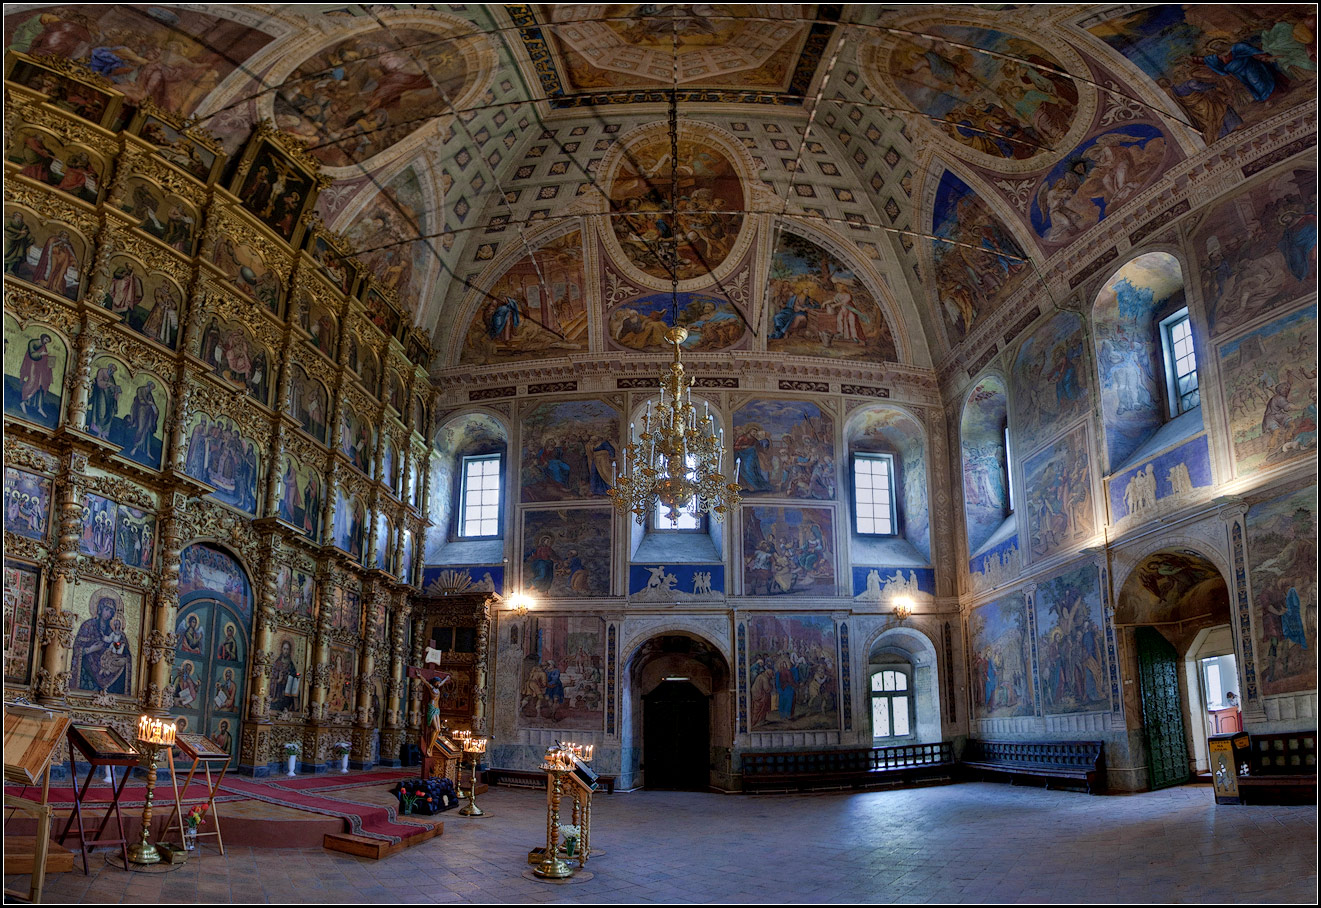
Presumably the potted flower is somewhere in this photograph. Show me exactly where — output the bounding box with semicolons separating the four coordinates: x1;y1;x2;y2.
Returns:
332;741;352;773
284;740;301;777
184;804;208;851
559;824;581;858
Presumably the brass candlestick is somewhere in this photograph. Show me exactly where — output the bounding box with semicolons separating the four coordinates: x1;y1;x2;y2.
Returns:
533;763;574;879
128;716;176;865
458;734;488;817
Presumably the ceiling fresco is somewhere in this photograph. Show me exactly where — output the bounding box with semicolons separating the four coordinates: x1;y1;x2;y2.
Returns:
6;4;1312;373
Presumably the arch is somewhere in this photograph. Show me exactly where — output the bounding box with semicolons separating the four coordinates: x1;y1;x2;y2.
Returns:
960;373;1011;555
845;403;931;562
1010;310;1090;456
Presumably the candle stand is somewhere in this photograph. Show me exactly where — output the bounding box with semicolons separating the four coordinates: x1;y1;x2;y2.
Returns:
127;716;176;866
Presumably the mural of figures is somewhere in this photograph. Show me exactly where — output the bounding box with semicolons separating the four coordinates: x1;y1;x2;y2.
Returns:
747;615;839;732
732;400;835;499
179;544;252;609
421;566;502;597
741;506;835;596
180;414;261;515
766;233;897;362
1030;125;1170;246
374;513;392;572
4;560;40;684
210;236;282;313
3;211;85;301
327;647;355;714
333;489;366;563
101;260;184;350
268;634;306;713
303;302;338;361
381;442;398;495
970;593;1034;719
3;7;274;118
276;454;323;541
629;563;725;600
311;235;355;296
970;536;1020;594
1193;167;1316;337
1108;435;1213;522
961;377;1009;554
883;24;1079;160
609;290;747;353
7;127;105;204
113;178;199;255
196;317;271;404
4;468;51;541
3;317;66;429
1118;550;1226;629
1034;565;1109;715
1023;426;1094;560
1248;487;1318;696
1093;254;1184;469
355;342;380;396
1012;312;1090;456
1089;6;1317;143
521;509;612;598
273;27;475;167
236;142;314;243
171;659;201;710
289;364;329;444
400;527;414;584
852;407;931;561
517;615;604;730
79;493;117;559
342;169;431;313
1217;304;1317;475
362;288;401;340
135;113;219;182
931;171;1029;344
275;565;315;619
608;132;743;281
338;582;362;633
69;582;139;696
460;231;587;365
520;400;618;502
85;358;168;470
340;409;375;475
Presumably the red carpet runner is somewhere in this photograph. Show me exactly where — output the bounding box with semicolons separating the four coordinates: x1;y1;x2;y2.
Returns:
218;772;431;843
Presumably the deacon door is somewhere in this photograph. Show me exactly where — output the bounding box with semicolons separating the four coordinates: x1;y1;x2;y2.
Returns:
642;680;710;790
172;596;249;760
1136;626;1190;790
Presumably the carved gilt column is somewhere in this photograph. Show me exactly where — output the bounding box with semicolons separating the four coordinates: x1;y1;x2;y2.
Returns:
379;597;411;766
35;450;84;706
141;493;186;716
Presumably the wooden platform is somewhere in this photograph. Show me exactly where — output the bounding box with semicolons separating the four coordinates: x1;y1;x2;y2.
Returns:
323;821;443;860
3;836;75;875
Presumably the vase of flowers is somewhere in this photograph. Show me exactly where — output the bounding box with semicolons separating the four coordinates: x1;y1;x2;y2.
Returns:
559;824;580;858
184;804;208;851
333;741;351;773
285;740;301;777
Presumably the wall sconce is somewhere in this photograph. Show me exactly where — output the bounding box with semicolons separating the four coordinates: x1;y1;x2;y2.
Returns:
891;596;914;622
506;592;534;617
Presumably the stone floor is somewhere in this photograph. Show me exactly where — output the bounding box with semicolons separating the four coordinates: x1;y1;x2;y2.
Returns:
9;782;1317;904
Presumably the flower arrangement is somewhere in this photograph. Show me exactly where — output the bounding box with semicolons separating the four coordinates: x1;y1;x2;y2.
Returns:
284;741;302;757
332;741;351;757
185;803;209;830
559;824;580;856
394;778;458;815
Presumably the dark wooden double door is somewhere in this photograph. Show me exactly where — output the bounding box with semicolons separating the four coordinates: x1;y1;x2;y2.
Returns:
643;680;710;790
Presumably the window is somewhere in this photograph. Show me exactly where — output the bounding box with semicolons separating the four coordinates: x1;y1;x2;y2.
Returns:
870;669;912;739
1161;310;1200;416
458;455;501;538
1003;424;1015;515
651;454;705;532
853;453;896;535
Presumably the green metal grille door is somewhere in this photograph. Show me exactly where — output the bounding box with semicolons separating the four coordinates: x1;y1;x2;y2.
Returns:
1136;627;1190;790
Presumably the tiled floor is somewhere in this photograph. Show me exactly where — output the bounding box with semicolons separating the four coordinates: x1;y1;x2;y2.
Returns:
9;782;1316;903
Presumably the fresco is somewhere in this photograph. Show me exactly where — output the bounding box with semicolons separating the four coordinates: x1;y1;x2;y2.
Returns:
1093;253;1184;469
4;467;50;541
178;544;252;618
522;509;612;598
210;236;281;314
1034;564;1109;715
4;6;274;116
1217;304;1317;476
275;564;316;619
276;453;323;541
747;615;839;732
609;291;746;353
84;357;168;470
1030;125;1170;246
273;26;474;167
327;645;356;715
1117;550;1225;627
1012;312;1090;455
1248;486;1318;697
268;632;308;714
851;566;935;599
4;560;40;684
362;287;401;340
340;409;376;476
115;505;155;570
7;126;106;205
629;564;725;601
732;400;835;500
885;24;1078;160
931;171;1029;344
460;231;586;365
1109;435;1213;522
741;506;835;597
1088;5;1317;143
969;592;1034;719
79;493;117;559
180;414;260;515
766;232;897;362
135;113;219;182
851;407;930;561
3;316;65;429
1192;166;1316;337
961;377;1009;554
99;258;184;350
113;177;199;256
343;168;429;307
332;489;366;563
5;55;120;127
197;317;271;405
608;133;743;281
517;615;604;730
421;565;502;596
289;364;329;444
3;211;86;301
69;581;140;696
969;536;1020;594
1023;426;1094;561
520;400;617;502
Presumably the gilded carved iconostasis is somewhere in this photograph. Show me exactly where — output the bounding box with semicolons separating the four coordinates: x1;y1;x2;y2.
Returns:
2;4;1316;788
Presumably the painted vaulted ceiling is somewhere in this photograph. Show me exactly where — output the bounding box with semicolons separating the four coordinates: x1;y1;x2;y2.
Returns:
6;3;1315;376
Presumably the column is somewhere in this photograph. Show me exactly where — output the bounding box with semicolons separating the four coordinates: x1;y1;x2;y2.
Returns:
140;493;186;715
34;451;84;706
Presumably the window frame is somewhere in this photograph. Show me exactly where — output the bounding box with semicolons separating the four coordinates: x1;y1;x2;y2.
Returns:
456;453;504;540
647;452;708;534
1002;423;1015;516
1159;308;1200;418
869;667;915;741
851;452;898;537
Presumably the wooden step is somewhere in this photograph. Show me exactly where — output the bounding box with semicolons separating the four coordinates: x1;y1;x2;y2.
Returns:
3;837;75;875
323;821;443;860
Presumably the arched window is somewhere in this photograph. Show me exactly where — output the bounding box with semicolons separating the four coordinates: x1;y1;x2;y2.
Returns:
960;375;1011;557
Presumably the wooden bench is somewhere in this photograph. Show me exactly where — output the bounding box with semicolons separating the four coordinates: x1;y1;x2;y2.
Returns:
1238;731;1316;805
485;768;616;794
740;742;955;792
960;740;1105;793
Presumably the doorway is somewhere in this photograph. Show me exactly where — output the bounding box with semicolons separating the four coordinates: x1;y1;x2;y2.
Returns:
643;680;710;790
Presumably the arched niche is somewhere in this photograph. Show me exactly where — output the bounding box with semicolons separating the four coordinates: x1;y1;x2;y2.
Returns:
426;410;509;565
845;404;931;563
960;374;1011;556
864;625;943;745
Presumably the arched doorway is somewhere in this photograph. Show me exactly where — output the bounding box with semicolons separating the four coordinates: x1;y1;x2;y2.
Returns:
172;543;254;761
865;627;943;745
1115;548;1233;790
623;633;732;791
